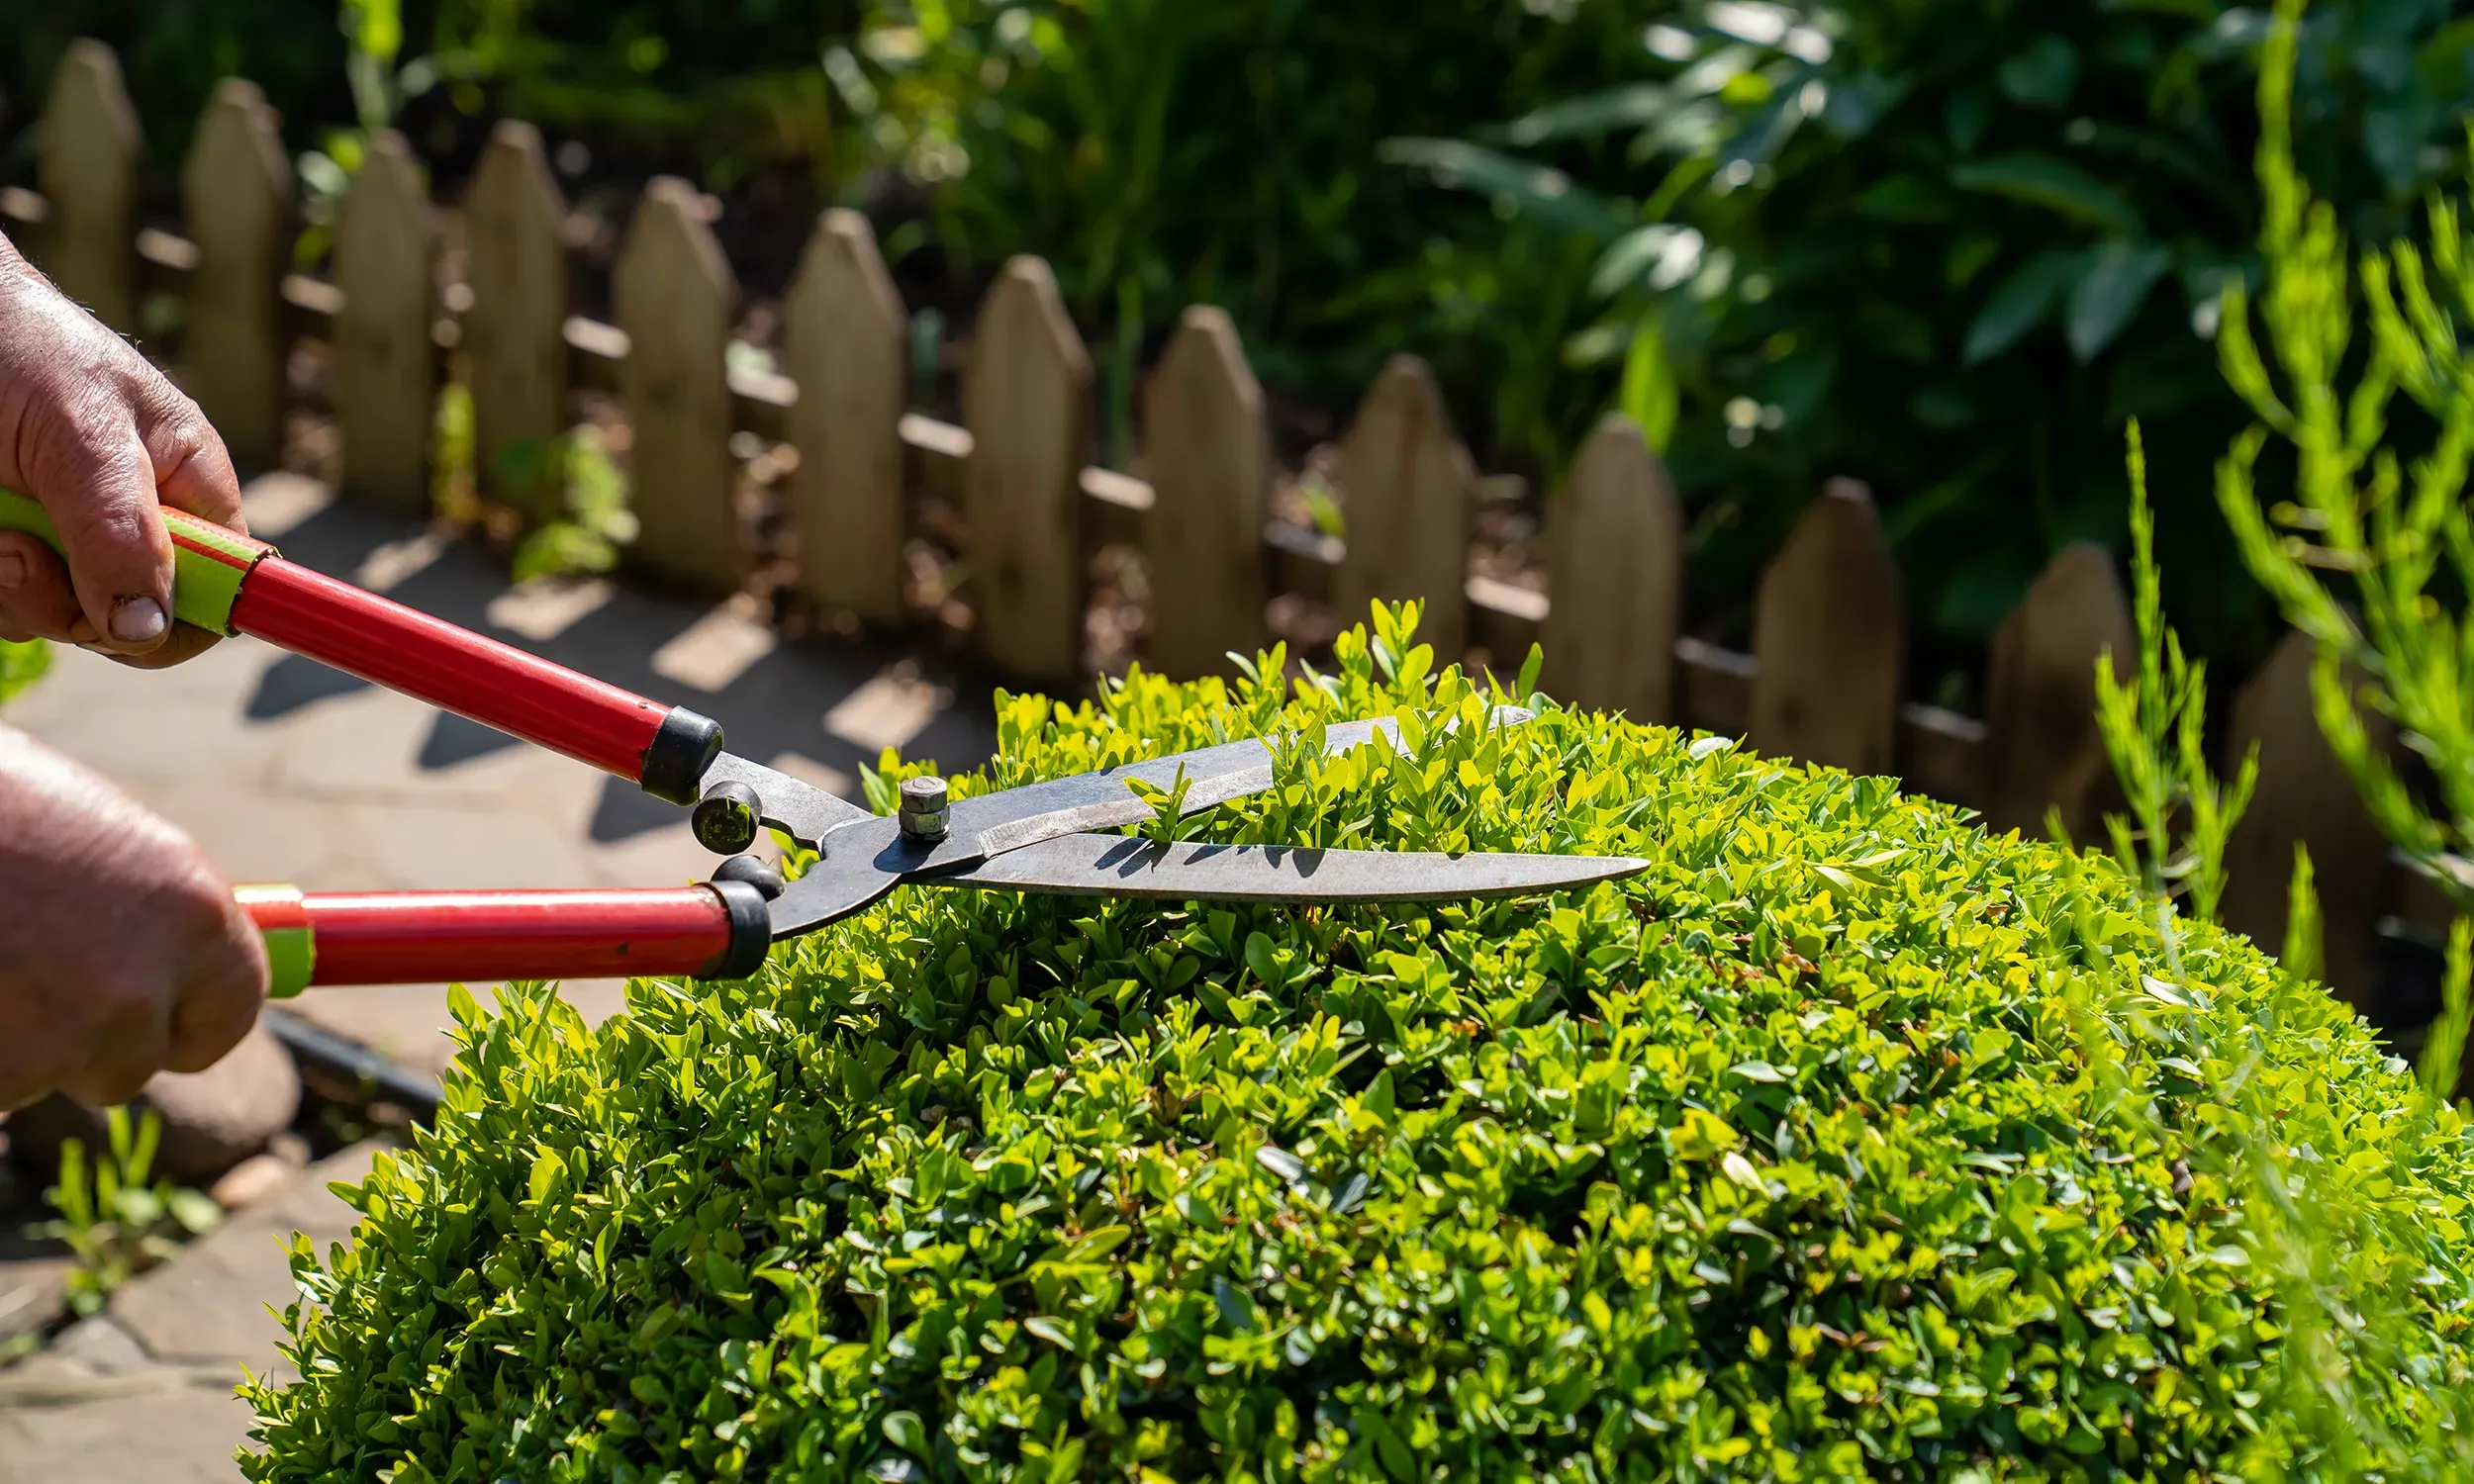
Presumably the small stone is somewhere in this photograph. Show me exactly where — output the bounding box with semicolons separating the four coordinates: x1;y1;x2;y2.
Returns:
47;1316;153;1376
205;1153;295;1212
0;1256;67;1344
8;1022;302;1186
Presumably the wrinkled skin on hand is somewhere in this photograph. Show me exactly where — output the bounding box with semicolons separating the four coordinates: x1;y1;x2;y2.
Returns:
0;726;267;1109
0;229;247;667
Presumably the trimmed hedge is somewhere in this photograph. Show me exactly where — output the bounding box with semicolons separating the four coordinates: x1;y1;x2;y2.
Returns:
244;610;2474;1480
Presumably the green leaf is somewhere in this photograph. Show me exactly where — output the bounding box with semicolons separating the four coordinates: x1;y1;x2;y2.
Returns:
1211;1278;1260;1334
882;1410;931;1457
1256;1146;1306;1183
1963;249;2090;365
1665;1108;1740;1161
1022;1315;1074;1348
1242;931;1284;988
1502;82;1675;146
1998;37;2078;108
1591;224;1705;299
1950;154;2145;235
2065;241;2173;361
1379;138;1622;235
1617;321;1681;453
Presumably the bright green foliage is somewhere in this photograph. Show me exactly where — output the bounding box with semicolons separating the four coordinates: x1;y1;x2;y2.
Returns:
0;638;47;705
245;607;2474;1480
2083;406;2474;1479
2219;0;2474;908
2091;421;2256;927
43;1107;224;1319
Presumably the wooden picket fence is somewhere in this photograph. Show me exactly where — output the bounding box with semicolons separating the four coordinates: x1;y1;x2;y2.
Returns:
3;41;2439;1008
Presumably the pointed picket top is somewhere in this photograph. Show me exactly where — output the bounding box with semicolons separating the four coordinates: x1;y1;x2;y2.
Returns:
616;177;740;592
333;131;435;511
2221;629;2393;1004
1750;478;1905;775
182;78;295;470
785;208;908;624
464;121;569;522
1980;542;2134;835
1144;306;1270;680
1337;355;1475;661
1541;414;1681;719
962;255;1094;683
40;40;143;332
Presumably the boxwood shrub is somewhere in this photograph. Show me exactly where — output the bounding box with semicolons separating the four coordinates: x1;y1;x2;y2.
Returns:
244;608;2474;1481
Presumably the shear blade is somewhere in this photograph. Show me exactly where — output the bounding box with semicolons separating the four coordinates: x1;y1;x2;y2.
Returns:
932;833;1648;903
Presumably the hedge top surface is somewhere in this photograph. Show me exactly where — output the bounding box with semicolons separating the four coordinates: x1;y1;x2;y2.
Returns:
245;610;2474;1482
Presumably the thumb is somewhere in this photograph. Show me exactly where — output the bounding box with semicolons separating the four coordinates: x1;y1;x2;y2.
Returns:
29;420;175;655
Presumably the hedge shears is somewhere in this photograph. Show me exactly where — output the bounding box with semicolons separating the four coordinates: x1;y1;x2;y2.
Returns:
0;490;1647;995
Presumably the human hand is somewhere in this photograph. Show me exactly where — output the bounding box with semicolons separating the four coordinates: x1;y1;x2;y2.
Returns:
0;229;247;668
0;726;267;1109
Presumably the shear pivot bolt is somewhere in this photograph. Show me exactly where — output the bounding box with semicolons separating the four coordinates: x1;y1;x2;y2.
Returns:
693;781;764;855
899;775;950;843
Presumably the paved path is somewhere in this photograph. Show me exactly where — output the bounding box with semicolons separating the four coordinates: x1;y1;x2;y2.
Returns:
0;1145;376;1484
6;472;999;1073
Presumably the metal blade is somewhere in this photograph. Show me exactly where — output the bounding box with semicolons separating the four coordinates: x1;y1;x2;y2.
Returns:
758;705;1546;939
703;753;876;847
930;833;1649;904
764;815;912;936
930;704;1534;873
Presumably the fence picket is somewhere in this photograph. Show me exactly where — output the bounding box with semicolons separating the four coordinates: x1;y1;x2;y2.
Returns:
1144;307;1270;679
785;209;907;624
333;132;435;512
1751;479;1904;775
1337;356;1474;660
962;256;1093;683
39;40;143;333
1981;542;2134;837
1541;414;1680;718
464;121;569;522
180;79;294;471
616;178;739;592
2222;630;2393;1004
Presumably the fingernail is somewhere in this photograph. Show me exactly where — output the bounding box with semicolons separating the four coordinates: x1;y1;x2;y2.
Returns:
0;553;21;590
109;596;168;645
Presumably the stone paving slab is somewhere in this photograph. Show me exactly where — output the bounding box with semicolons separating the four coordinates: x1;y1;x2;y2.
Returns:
0;1383;257;1484
3;471;998;1077
111;1144;376;1369
0;1145;381;1484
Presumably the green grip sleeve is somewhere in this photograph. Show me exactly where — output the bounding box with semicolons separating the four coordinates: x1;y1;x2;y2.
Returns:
235;885;316;999
0;487;273;636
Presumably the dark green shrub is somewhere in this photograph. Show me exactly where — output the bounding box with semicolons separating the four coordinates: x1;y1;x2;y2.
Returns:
244;609;2474;1480
4;0;348;175
1405;0;2474;672
918;0;1673;463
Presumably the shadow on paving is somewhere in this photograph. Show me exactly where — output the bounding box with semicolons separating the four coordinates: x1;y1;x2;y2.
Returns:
239;494;1000;843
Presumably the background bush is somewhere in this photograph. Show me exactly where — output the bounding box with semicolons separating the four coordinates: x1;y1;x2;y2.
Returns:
244;611;2474;1479
11;1;2474;683
1401;0;2474;676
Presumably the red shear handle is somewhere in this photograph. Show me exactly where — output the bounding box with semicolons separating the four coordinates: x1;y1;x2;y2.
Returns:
238;884;773;987
231;559;722;805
